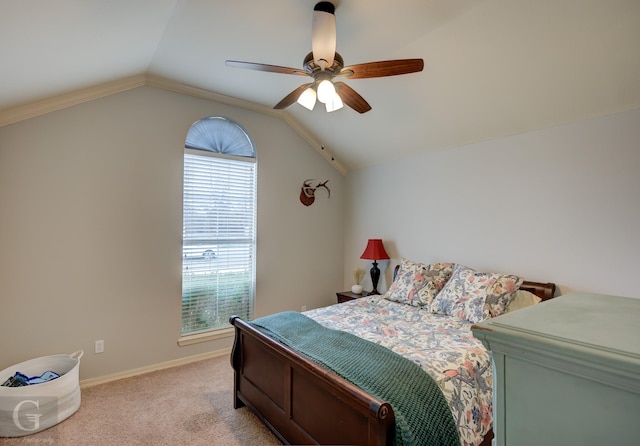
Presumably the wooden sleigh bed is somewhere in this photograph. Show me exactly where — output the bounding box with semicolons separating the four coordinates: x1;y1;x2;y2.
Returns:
230;264;556;446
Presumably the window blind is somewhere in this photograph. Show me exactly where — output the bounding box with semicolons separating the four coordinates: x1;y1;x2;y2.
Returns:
182;150;256;334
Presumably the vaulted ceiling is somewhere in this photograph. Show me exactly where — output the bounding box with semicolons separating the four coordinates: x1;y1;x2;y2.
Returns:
1;0;639;172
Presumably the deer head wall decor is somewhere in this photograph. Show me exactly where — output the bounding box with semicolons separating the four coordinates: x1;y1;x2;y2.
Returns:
300;179;330;206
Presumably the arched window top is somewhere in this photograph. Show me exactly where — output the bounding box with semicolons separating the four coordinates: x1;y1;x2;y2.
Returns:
185;116;256;158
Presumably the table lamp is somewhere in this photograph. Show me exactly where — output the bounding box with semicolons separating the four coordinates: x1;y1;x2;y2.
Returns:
360;239;390;295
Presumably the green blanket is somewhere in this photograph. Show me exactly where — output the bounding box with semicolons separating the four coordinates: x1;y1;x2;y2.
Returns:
250;311;460;446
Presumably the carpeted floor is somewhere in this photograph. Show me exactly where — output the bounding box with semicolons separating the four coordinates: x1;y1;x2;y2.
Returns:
0;355;281;446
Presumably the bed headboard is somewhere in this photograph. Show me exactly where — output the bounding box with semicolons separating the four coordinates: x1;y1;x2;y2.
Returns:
392;264;556;301
519;281;556;301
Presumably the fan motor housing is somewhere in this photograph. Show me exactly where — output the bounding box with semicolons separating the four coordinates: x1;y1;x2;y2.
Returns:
314;2;335;14
303;51;344;76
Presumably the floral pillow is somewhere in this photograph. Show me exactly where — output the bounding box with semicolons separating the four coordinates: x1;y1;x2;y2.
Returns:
431;264;522;323
383;258;454;307
483;274;524;318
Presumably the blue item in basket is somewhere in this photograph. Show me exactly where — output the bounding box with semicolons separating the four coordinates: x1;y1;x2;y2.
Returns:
27;370;60;384
1;370;60;387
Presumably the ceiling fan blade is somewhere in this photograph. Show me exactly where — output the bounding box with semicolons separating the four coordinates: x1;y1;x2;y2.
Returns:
225;60;308;76
312;2;336;69
334;82;371;114
274;83;314;110
339;59;424;79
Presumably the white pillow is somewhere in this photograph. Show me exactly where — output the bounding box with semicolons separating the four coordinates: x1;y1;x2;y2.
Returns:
505;289;541;313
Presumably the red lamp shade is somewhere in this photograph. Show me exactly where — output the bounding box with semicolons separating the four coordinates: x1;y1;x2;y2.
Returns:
360;239;390;261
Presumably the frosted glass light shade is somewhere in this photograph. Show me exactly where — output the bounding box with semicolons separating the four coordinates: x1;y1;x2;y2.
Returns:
312;3;336;69
317;79;336;104
325;93;343;112
297;88;317;110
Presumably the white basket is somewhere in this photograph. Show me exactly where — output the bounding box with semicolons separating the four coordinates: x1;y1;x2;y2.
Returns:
0;350;83;437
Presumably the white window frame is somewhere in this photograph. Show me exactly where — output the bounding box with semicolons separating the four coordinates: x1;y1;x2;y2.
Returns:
178;123;256;346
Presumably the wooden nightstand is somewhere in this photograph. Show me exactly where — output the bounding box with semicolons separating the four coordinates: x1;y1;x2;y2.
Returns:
336;291;364;303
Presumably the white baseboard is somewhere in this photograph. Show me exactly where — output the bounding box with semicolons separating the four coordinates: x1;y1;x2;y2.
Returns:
79;348;231;389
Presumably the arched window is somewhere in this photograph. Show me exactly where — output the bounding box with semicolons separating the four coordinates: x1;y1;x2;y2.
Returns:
181;116;257;335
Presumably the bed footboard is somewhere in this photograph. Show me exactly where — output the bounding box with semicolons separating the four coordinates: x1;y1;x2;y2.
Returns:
230;316;395;446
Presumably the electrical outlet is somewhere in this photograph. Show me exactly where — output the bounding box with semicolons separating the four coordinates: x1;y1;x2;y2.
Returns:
95;340;104;354
301;305;307;311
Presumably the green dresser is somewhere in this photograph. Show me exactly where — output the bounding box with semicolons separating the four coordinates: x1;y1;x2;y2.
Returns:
471;293;640;446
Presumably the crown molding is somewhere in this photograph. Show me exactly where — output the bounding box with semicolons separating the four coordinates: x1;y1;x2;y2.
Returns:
0;74;347;175
279;112;347;175
146;75;347;175
0;75;147;128
146;74;276;116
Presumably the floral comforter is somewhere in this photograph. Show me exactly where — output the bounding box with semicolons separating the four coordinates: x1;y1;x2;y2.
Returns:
304;295;492;446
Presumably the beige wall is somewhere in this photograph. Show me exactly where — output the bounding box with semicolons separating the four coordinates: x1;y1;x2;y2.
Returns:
3;83;638;382
0;86;345;379
344;108;640;299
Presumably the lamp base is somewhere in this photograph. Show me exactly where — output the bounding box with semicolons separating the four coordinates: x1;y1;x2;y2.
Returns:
369;260;381;295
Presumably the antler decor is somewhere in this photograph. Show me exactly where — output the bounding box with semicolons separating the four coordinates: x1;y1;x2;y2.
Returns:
300;179;330;206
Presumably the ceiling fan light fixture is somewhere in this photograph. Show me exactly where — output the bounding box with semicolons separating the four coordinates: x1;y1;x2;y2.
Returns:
317;79;336;104
312;2;336;69
297;87;317;110
226;2;423;114
325;93;343;112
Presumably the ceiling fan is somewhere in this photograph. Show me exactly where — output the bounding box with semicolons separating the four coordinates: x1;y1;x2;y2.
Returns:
225;1;424;114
